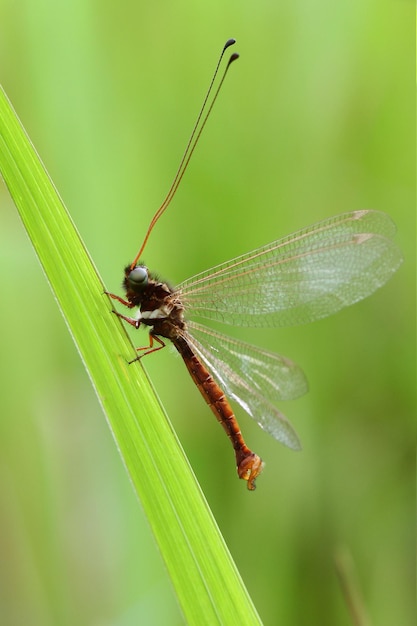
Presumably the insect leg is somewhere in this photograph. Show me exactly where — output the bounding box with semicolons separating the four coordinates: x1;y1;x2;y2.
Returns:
105;291;135;308
129;333;166;363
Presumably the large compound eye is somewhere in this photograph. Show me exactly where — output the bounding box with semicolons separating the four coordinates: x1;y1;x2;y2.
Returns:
128;266;148;289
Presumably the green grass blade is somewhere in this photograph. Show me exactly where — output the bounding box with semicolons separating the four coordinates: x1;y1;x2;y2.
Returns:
0;86;263;626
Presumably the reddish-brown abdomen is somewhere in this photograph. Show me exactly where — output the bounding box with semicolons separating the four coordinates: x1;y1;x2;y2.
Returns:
174;336;264;490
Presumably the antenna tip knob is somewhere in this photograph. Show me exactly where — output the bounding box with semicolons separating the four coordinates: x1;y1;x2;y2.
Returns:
224;38;236;50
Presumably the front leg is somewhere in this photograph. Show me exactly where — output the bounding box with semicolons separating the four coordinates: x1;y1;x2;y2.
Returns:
106;291;139;327
105;291;135;308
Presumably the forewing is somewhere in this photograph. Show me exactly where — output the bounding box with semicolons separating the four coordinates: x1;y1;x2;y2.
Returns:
176;210;403;327
184;321;308;450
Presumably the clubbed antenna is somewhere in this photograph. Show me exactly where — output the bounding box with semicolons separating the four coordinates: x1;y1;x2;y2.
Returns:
130;39;239;268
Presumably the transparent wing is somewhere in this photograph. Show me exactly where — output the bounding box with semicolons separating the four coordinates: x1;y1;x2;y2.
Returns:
176;210;403;327
183;321;308;450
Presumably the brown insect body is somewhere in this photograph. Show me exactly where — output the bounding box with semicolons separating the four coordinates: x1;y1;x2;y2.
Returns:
108;263;264;490
105;41;402;491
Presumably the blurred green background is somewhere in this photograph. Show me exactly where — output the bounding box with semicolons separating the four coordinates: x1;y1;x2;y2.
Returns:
0;1;414;625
